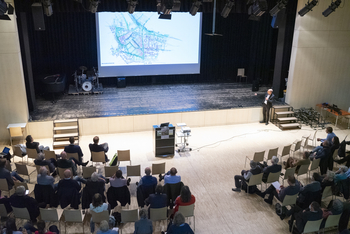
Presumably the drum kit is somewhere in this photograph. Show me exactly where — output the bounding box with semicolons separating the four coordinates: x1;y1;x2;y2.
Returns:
73;66;102;93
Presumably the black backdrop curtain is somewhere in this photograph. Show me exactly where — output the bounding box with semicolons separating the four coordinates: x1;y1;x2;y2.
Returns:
14;0;278;89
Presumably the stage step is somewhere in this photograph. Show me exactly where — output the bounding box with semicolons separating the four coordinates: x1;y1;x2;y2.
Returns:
53;141;78;147
54;133;79;139
54;119;78;124
53;126;78;131
273;105;291;109
275;111;295;115
279;123;301;129
277;117;298;122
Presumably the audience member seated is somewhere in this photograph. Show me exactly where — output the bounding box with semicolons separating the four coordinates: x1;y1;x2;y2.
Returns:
57;151;78;176
335;139;350;167
310;140;332;175
64;137;88;166
334;166;349;183
9;186;40;223
25;135;49;153
136;167;157;207
262;156;281;182
294;151;311;174
166;212;194;234
297;173;321;209
173;186;195;214
259;176;301;205
232;160;262;193
34;153;56;174
34;168;58;208
319;171;335;192
110;169;130;188
300;172;321;194
145;184;167;217
89;136;109;162
317;127;336;145
97;220;118;234
321;199;343;228
0;191;12;213
138;167;157;188
35;220;60;234
57;169;81;209
284;157;297;169
288;201;323;233
2;218;23;234
328;136;340;171
0;159;24;190
37;166;56;188
82;172;106;209
90;193;111;233
134;208;153;234
160;167;181;185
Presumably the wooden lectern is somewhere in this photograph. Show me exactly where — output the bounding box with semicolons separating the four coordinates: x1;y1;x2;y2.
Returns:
153;124;175;157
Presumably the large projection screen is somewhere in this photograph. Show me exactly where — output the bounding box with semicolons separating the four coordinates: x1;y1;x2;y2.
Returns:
96;12;202;77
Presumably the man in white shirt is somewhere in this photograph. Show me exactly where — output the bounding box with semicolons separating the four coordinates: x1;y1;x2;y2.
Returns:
260;89;274;125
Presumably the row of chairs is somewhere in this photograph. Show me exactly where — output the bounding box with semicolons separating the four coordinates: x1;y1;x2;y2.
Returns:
291;213;342;234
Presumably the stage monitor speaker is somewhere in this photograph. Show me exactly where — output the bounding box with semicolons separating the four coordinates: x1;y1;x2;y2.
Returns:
252;80;259;91
32;3;45;31
117;77;126;88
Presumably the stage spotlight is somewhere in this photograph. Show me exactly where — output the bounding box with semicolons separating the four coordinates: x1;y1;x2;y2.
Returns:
248;0;267;21
269;0;288;16
189;0;201;16
89;0;99;13
0;0;14;20
42;0;53;16
322;0;341;17
221;0;234;18
127;0;138;14
298;0;318;16
158;0;181;20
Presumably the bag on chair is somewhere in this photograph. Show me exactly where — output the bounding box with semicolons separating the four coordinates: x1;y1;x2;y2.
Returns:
109;153;118;166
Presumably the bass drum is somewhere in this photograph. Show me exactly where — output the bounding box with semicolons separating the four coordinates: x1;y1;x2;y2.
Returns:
82;81;92;92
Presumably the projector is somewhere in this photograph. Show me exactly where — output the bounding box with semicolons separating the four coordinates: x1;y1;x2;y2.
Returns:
181;127;191;134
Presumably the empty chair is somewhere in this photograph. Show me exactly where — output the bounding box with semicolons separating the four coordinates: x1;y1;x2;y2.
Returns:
12;145;26;163
245;151;265;167
308;158;320;178
0;203;11;219
39;208;63;230
9;127;24;146
278;145;292;160
120;209;139;234
127;165;141;180
292;218;323;234
0;178;12;196
91;151;105;165
152;162;166;175
291;140;302;157
246;173;263;194
117;150;131;165
15;163;35;183
43;150;56;161
178;204;195;231
26;148;38;164
104;166;118;178
266;148;278;161
323;213;342;233
303;130;317;148
237;68;247;83
296;164;310;181
63;209;86;233
82;166;96;179
301;137;309;152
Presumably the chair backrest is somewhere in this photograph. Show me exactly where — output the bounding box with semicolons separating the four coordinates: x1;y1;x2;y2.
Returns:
324;213;342;229
11;206;30;220
303;219;323;233
82;166;96;179
27;148;38;159
40;208;62;222
121;209;139;223
322;186;333;200
127;165;141;177
178;204;194;217
58;167;73;179
253;151;265;162
237;68;245;76
15;163;28;176
281;193;298;207
284;167;296;180
43;150;56;160
13;146;25;157
91;151;105;163
152;162;166;175
117;150;130;162
302;137;309;148
150;207;167;221
64;209;84;223
10;127;22;137
333;148;339;159
90;210;109;223
14;181;28;190
0;204;8;217
104;166;118;178
293;140;302;151
67;153;79;162
309;159;320;171
35;165;50;174
0;178;9;191
267;148;278;161
281;145;292;157
309;130;317;141
247;173;263;186
266;171;281;184
297;164;310;176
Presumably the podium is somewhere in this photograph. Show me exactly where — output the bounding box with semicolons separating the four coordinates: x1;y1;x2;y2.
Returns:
153;124;175;157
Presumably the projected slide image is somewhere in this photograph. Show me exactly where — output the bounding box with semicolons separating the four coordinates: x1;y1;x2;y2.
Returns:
98;12;201;66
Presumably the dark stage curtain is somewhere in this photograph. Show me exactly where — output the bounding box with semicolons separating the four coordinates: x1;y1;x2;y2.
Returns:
14;0;278;90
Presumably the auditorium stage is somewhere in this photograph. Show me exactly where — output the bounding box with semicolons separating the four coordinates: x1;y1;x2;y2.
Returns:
30;82;276;121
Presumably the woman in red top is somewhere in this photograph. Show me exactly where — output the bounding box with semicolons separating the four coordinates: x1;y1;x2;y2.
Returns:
173;186;195;214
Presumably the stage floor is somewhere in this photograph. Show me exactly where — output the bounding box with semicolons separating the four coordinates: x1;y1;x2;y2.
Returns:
30;83;275;121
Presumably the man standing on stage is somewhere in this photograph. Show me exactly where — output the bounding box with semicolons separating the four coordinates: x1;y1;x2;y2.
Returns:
260;89;274;125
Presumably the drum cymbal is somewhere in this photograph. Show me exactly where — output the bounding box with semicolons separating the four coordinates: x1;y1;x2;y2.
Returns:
79;66;87;71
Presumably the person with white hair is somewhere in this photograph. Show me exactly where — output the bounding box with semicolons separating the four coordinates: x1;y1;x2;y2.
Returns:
334;166;349;183
232;160;262;193
134;208;153;234
96;220;118;234
260;88;274;125
262;156;282;183
82;172;106;209
34;152;56;174
9;186;40;222
37;166;56;189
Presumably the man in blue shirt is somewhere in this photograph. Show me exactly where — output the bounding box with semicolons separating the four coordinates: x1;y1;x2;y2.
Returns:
163;167;181;185
138;167;157;187
317;127;336;144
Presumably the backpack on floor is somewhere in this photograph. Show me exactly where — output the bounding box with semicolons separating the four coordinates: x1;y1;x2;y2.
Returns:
109;153;118;166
